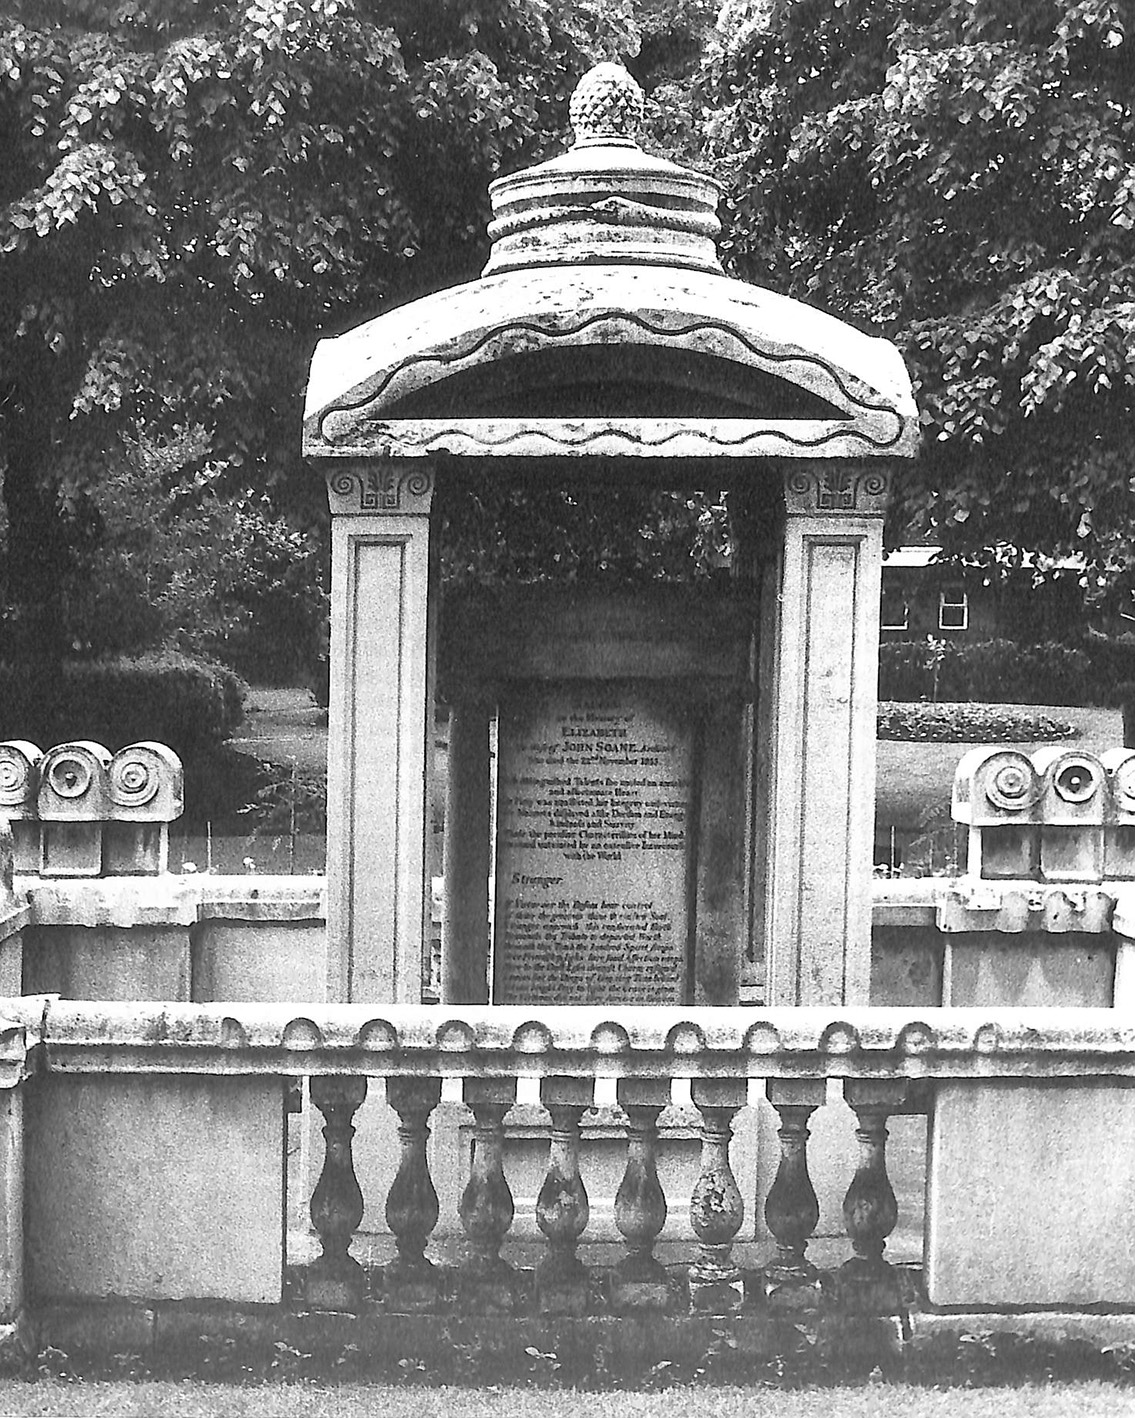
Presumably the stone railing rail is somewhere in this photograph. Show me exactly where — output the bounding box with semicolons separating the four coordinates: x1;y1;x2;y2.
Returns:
31;1001;1135;1079
7;999;1135;1322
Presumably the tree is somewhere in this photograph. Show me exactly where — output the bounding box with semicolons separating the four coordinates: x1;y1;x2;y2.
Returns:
0;0;639;678
63;425;328;677
703;0;1135;615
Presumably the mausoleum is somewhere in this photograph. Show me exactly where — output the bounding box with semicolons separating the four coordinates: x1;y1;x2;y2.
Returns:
303;62;919;1016
3;63;1135;1370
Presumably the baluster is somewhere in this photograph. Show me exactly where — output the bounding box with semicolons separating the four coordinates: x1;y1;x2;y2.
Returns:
612;1078;671;1312
384;1076;443;1310
305;1075;368;1311
689;1078;747;1313
458;1077;517;1311
762;1079;825;1310
839;1079;908;1314
535;1076;592;1315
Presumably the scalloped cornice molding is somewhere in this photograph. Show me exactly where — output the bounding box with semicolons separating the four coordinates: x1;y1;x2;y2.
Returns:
36;1002;1135;1081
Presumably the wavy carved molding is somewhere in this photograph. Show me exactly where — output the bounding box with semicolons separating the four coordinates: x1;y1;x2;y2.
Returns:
313;417;904;464
312;311;909;447
303;267;920;461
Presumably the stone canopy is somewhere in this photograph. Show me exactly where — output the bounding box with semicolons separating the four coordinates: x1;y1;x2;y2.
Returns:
303;264;917;462
303;62;917;465
302;63;920;1012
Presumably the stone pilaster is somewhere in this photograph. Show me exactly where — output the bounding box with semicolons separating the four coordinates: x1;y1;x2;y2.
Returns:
760;461;891;1007
0;1006;35;1350
322;461;436;1004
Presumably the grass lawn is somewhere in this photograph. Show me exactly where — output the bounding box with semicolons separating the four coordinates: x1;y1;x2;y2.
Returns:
235;689;1125;837
3;1380;1135;1418
875;704;1123;831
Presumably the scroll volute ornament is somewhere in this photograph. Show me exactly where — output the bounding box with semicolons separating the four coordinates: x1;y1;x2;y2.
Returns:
107;741;183;821
36;741;112;820
0;741;41;816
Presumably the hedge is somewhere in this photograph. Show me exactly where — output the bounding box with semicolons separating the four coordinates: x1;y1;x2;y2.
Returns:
879;636;1135;707
0;652;247;759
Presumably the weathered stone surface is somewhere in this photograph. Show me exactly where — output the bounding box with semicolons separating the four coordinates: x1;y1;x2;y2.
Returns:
761;517;883;1007
40;823;102;878
102;823;168;876
304;261;918;460
0;1090;23;1324
35;998;1135;1079
943;933;1112;1007
21;875;323;928
322;496;432;1005
926;1078;1135;1305
23;877;202;927
26;1074;285;1304
0;741;41;817
869;925;942;1006
0;931;21;997
105;742;183;823
36;742;112;823
485;62;723;277
950;745;1135;885
192;920;326;1003
304;1075;368;1312
936;881;1114;933
25;925;191;1001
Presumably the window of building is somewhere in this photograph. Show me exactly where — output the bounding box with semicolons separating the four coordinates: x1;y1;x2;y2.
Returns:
938;588;968;631
880;588;910;632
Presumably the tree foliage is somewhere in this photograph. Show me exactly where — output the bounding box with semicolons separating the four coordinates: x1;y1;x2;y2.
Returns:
705;0;1135;609
0;0;640;667
65;425;327;676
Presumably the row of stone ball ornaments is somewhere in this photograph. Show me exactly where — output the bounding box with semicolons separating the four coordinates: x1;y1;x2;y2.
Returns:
0;741;183;878
952;744;1135;882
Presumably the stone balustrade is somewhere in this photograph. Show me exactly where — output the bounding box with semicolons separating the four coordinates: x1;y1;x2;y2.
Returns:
0;740;183;878
954;745;1135;883
14;999;1135;1330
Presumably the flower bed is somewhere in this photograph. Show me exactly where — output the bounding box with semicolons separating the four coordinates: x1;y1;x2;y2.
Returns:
878;702;1078;743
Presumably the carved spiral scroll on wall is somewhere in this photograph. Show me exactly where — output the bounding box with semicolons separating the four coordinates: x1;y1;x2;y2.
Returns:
325;467;434;512
0;741;41;808
44;746;100;800
315;310;909;449
785;467;891;512
108;744;163;809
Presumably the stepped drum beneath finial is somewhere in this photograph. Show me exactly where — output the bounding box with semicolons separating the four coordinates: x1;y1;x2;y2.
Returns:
483;61;723;275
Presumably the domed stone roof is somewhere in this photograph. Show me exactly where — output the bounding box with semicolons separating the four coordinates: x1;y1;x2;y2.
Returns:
303;64;918;463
